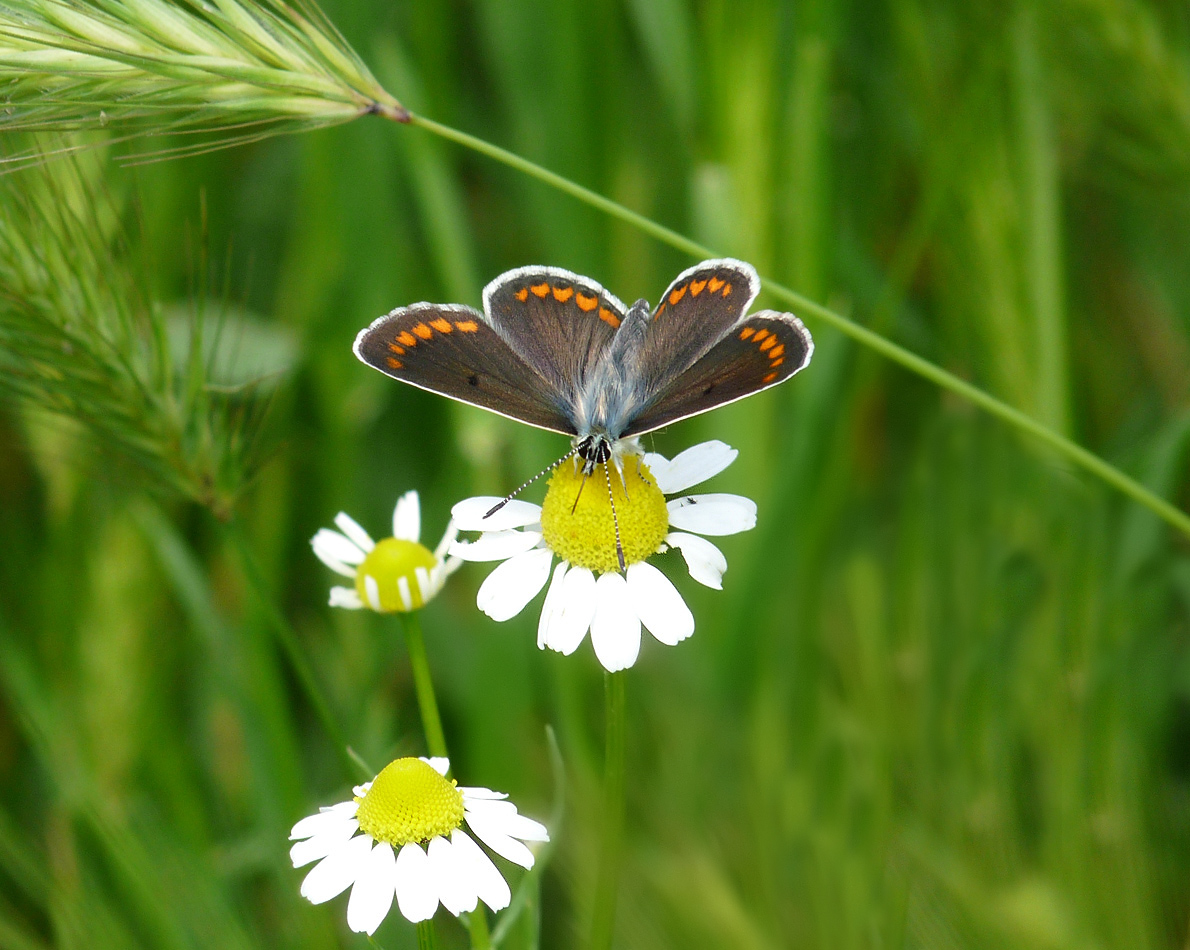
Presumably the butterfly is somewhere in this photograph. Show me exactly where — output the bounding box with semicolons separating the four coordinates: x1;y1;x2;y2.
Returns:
354;259;813;473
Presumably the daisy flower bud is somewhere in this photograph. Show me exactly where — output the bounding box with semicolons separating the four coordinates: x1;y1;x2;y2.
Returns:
311;491;461;612
290;757;548;933
450;440;756;671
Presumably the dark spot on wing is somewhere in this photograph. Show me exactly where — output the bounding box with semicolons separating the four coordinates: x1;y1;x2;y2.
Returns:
468;374;479;386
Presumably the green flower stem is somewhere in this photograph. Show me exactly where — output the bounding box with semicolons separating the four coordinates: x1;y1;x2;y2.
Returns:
400;613;492;948
417;920;439;950
224;518;362;782
405;111;1190;541
466;908;492;950
400;611;448;760
589;671;627;950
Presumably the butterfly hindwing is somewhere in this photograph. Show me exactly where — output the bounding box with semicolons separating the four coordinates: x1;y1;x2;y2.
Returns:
353;303;574;434
483;266;627;407
621;310;813;437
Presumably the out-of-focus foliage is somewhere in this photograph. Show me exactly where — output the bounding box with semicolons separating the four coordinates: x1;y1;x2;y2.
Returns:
1;0;1189;948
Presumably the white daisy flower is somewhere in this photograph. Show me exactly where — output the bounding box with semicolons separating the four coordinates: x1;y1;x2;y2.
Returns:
311;491;461;612
448;440;755;672
290;756;549;934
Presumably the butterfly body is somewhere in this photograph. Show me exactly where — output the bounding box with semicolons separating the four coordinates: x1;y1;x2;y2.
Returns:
354;259;813;470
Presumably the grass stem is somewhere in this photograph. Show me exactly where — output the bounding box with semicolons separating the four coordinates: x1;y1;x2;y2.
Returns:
404;111;1190;541
589;671;626;950
224;517;363;782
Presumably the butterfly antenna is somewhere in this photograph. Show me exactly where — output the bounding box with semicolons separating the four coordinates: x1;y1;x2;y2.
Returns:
604;462;627;573
485;445;580;519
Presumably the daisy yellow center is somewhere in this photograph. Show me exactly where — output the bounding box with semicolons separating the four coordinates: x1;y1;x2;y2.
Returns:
355;758;464;845
540;460;669;574
354;538;437;612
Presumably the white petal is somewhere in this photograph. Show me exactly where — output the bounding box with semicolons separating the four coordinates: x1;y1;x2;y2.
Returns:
644;441;737;494
300;834;373;904
328;586;364;609
434;520;459;561
450;529;543;562
538;561;568;648
333;513;375;554
392;491;421;542
428;835;478;915
625;562;694;646
452;497;543;531
476;548;554;622
420;756;450;776
589;572;642;672
666;493;757;536
665;532;727;589
290;819;360;867
464;810;536;869
290;802;357;840
397;575;413;611
546;565;597;656
346;841;396;935
451;830;510;912
311;530;363;575
394;842;439;923
459;786;509;802
464;799;549;842
364;575;382;611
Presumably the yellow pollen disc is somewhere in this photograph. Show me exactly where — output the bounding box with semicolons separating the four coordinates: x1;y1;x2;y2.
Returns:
540;460;669;574
355;758;464;845
354;538;437;612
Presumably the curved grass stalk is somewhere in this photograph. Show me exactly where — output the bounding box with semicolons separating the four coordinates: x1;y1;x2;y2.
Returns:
405;112;1190;541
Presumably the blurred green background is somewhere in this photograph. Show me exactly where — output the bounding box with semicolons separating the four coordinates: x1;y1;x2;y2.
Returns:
3;0;1190;947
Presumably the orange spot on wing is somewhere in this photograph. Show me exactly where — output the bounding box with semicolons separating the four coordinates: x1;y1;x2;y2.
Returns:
752;329;769;343
430;318;453;333
455;320;478;332
552;286;574;302
599;307;621;328
397;331;417;347
739;327;755;340
708;276;724;292
769;344;785;359
762;371;777;384
770;357;785;368
413;323;433;340
576;292;598;311
388;343;405;355
721;282;732;296
690;279;707;296
530;283;550;298
386;357;403;369
669;285;687;306
515;287;529;302
760;335;777;351
656;302;665;317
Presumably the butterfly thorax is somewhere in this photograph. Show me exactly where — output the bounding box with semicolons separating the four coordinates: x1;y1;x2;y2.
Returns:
572;298;652;457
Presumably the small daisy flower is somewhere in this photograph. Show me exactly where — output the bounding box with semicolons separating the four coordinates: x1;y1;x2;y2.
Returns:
449;440;756;672
290;756;549;934
311;491;460;612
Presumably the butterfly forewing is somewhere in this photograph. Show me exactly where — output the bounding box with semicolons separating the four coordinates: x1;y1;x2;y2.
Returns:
633;259;759;400
484;267;627;404
621;310;813;437
354;303;574;434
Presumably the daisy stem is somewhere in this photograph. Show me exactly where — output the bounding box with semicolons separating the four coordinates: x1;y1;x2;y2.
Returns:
416;920;440;949
589;670;627;950
400;611;449;760
404;111;1190;542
